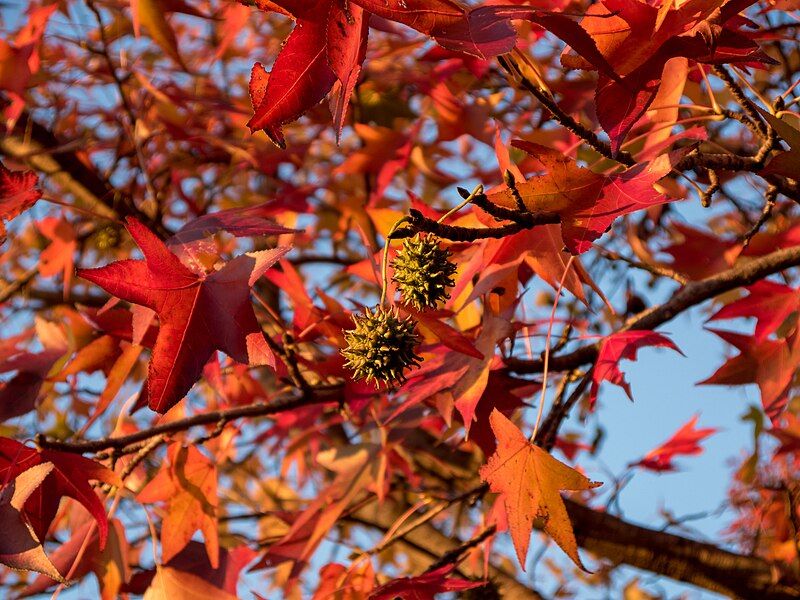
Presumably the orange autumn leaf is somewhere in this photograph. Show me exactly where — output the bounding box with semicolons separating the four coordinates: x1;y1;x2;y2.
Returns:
479;410;601;570
138;444;219;568
143;565;237;600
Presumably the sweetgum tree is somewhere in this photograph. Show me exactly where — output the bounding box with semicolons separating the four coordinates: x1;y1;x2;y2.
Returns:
0;0;799;597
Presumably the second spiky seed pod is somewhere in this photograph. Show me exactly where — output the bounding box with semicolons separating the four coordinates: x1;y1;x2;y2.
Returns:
341;306;421;384
94;225;121;250
391;233;456;310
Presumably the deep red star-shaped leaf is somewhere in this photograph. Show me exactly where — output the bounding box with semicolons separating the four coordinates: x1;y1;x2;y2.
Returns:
78;217;289;413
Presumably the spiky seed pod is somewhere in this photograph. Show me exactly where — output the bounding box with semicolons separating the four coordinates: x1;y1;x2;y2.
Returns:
391;233;457;310
341;305;421;384
94;225;121;250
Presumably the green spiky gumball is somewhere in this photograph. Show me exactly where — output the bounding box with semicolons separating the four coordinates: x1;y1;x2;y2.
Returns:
391;233;456;310
341;306;421;384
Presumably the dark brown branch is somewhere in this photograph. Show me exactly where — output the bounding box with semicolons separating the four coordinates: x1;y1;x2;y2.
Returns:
497;53;634;166
1;108;169;237
566;500;800;599
36;384;342;454
713;65;769;136
506;244;800;374
394;208;558;242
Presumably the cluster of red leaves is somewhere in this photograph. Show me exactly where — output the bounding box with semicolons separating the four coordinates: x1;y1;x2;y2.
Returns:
0;0;799;597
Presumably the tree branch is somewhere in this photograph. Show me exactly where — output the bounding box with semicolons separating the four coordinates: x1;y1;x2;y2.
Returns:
506;244;800;373
35;384;342;454
566;500;800;599
1;108;169;237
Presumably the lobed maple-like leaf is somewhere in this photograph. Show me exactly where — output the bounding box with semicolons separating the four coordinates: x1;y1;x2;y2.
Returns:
369;564;483;599
0;159;42;243
0;462;62;581
137;444;219;568
0;438;121;548
629;415;718;472
487;142;684;254
700;329;800;422
591;330;683;404
709;280;800;342
479;410;602;570
78;217;289;413
247;1;615;146
563;0;772;150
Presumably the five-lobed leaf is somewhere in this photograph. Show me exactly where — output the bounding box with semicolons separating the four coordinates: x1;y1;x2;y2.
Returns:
78;217;289;413
137;444;219;568
480;409;601;571
591;330;683;404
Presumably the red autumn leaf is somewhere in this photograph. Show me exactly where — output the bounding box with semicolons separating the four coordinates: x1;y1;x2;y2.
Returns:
247;1;351;147
629;415;718;472
314;561;375;599
769;414;800;456
468;370;533;456
18;518;129;599
487;142;684;254
0;438;121;547
708;280;800;342
591;330;683;404
563;0;772;150
0;335;66;423
0;4;56;126
169;203;298;245
480;410;602;570
0;463;62;582
137;444;219;568
562;0;771;151
0;160;41;243
409;309;484;359
163;541;256;596
369;564;483;600
247;2;613;145
78;217;289;413
425;313;512;433
661;222;741;280
700;329;800;422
